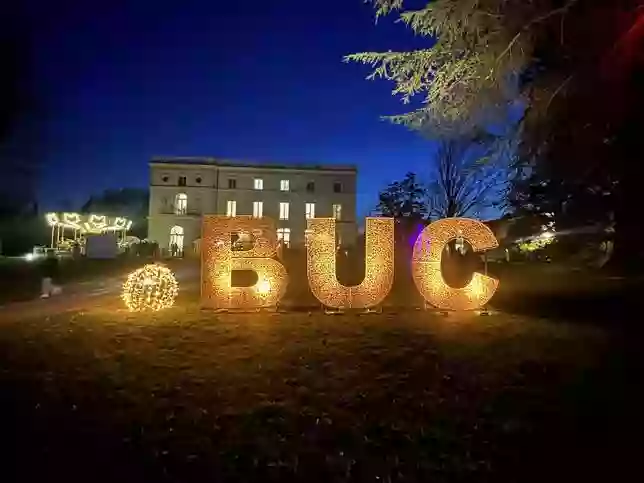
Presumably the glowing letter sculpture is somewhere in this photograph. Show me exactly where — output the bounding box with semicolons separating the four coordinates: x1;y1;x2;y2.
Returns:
307;217;394;309
412;218;499;311
202;216;287;310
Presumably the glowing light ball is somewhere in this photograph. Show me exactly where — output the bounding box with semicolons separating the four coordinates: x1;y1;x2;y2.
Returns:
307;217;394;309
411;218;499;311
122;264;178;311
201;216;287;310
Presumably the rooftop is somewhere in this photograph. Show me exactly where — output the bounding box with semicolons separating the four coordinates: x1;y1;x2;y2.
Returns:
150;156;357;172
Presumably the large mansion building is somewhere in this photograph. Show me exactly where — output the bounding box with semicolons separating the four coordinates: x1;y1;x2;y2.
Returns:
148;157;358;255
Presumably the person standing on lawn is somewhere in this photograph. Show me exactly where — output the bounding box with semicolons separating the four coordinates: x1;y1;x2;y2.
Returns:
40;249;62;298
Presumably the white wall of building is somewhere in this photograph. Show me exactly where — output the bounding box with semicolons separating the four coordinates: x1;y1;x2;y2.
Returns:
147;158;358;255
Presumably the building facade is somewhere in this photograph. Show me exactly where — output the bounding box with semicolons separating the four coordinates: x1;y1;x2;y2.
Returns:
148;157;358;255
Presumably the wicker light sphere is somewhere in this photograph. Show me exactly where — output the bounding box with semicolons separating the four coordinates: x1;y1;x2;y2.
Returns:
122;264;178;311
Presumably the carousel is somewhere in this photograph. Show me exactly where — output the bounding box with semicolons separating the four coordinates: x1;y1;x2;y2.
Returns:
45;212;133;253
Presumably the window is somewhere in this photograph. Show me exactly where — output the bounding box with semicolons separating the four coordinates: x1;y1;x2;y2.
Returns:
252;201;263;218
196;176;202;184
254;178;263;190
162;175;169;183
279;202;290;220
333;182;342;193
175;193;187;215
280;179;290;191
306;181;315;193
226;200;237;217
178;176;187;187
228;178;237;189
169;226;184;256
333;204;342;220
277;228;291;247
305;202;315;219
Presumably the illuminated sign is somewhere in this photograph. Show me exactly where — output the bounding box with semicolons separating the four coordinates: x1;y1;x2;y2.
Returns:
201;216;288;310
201;216;499;312
411;218;499;311
306;217;394;309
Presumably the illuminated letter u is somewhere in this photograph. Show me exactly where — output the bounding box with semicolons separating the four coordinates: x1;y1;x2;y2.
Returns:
306;217;394;309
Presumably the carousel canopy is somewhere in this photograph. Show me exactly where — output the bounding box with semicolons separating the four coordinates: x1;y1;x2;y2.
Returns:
46;212;133;234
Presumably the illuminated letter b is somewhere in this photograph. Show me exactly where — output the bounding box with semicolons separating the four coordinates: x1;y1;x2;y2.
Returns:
201;216;287;310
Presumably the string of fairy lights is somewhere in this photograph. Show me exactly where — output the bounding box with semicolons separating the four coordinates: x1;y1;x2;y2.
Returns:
121;217;499;313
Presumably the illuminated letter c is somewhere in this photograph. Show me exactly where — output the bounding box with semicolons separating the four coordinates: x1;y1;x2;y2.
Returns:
411;218;499;311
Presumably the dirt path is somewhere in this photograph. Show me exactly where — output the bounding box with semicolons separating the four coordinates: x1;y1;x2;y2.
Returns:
0;265;199;322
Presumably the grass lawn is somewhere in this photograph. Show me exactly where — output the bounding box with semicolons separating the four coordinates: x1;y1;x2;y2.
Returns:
1;298;641;482
487;262;644;323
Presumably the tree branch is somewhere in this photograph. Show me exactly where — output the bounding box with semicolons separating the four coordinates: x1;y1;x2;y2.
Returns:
545;74;574;112
496;0;579;64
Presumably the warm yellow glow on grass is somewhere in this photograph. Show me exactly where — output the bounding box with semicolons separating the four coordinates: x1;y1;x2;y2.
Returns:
122;264;178;312
201;216;287;310
306;217;394;309
412;218;499;311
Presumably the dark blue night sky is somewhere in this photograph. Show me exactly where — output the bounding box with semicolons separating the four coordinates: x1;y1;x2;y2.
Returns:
25;0;443;217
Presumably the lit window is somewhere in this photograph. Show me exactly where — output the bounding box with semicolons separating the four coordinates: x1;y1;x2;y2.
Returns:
280;179;290;191
228;179;237;189
305;202;315;219
252;201;263;218
333;204;342;220
279;202;290;220
175;193;187;215
254;178;263;190
277;228;291;247
226;200;237;217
